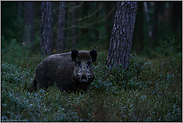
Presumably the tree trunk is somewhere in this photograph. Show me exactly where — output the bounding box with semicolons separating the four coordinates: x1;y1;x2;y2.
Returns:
24;1;35;51
18;1;24;18
71;2;78;49
57;1;66;53
171;1;182;39
144;2;152;48
106;1;138;69
105;2;116;46
134;1;143;54
96;2;100;43
18;2;24;43
40;1;53;56
66;2;70;52
81;2;89;38
152;2;159;48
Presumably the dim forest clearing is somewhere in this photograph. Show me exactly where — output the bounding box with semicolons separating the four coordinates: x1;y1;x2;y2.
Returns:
1;38;182;122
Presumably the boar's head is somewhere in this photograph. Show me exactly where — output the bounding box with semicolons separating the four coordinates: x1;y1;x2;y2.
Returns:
71;49;97;85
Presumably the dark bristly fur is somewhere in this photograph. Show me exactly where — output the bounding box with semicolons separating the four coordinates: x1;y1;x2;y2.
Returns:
30;49;97;93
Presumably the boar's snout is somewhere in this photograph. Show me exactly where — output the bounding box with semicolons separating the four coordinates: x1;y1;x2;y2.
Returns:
76;70;92;83
81;75;87;83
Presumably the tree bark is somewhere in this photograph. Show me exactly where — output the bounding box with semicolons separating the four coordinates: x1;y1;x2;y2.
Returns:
105;2;116;46
152;2;159;48
81;2;89;38
96;2;100;43
144;2;152;48
24;1;35;51
18;1;24;18
71;2;78;49
106;1;138;69
66;2;70;52
18;2;24;44
134;1;143;54
40;1;53;56
171;1;182;39
57;1;66;53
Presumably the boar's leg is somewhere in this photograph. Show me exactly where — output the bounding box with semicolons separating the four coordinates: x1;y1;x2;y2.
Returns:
35;68;50;90
36;76;49;90
30;76;50;92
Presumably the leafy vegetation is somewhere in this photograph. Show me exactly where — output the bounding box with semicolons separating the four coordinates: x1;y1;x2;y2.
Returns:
1;39;182;122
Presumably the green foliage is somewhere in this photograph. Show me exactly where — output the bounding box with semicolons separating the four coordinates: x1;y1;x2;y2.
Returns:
2;2;24;43
157;34;182;57
1;45;182;121
2;37;26;65
1;37;45;72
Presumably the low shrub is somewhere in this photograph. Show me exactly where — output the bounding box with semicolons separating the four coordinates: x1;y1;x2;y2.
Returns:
1;49;182;121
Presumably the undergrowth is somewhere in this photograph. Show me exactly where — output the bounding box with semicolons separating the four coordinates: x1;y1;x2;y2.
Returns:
1;39;182;121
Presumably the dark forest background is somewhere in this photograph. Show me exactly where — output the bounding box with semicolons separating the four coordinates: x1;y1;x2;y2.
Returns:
2;1;182;58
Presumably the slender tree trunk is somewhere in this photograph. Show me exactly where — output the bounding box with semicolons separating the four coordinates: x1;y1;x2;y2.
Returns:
98;2;103;44
171;1;182;39
81;2;89;38
57;1;66;53
24;1;35;51
152;2;159;48
96;2;100;43
18;2;24;18
66;2;70;52
134;1;143;54
144;2;152;47
18;2;24;43
71;2;78;49
105;2;116;45
106;1;138;69
159;2;165;17
40;1;53;56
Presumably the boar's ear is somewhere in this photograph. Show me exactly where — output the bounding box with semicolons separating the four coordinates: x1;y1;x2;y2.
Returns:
71;49;78;61
90;50;97;62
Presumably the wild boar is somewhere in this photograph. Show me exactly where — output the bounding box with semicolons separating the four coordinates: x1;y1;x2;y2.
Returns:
30;49;97;92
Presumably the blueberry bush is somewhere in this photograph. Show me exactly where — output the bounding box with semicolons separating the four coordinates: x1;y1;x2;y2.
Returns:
1;40;182;122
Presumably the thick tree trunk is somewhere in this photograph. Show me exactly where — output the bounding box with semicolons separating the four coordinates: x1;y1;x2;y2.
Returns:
40;1;53;56
106;1;138;69
57;1;66;53
24;1;35;51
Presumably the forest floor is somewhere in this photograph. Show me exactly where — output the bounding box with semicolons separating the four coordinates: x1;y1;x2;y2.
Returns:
1;41;182;121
